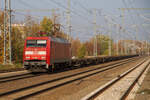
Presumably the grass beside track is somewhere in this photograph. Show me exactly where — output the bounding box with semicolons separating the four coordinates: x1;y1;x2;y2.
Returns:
0;63;23;70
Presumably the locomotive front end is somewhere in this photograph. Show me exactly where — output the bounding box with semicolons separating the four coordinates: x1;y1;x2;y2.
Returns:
23;37;49;72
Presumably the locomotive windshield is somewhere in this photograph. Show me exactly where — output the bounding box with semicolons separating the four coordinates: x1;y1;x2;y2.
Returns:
26;40;47;47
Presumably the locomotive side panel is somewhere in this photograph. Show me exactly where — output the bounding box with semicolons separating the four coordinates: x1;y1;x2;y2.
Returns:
50;39;71;65
50;41;55;65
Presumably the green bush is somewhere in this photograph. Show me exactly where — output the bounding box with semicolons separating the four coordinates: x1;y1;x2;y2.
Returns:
77;45;86;58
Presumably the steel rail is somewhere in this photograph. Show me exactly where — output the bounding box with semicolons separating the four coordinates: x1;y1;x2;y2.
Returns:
0;73;44;83
0;73;31;80
120;61;150;100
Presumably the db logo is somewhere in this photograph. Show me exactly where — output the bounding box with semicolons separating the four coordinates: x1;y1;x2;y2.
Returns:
34;50;38;54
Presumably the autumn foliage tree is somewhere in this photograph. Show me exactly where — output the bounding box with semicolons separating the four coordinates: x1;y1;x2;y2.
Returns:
96;34;113;55
70;34;114;58
71;38;81;57
11;27;24;63
40;17;53;36
77;44;86;58
84;40;93;56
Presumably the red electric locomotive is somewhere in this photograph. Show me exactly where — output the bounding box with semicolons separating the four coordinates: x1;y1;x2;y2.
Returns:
23;37;71;72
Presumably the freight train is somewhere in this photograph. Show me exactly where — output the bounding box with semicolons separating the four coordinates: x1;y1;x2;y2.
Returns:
23;37;138;72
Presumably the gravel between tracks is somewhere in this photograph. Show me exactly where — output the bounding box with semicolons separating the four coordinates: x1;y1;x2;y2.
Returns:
0;57;145;100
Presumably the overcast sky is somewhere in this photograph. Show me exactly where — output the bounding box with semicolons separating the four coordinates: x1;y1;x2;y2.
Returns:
0;0;150;42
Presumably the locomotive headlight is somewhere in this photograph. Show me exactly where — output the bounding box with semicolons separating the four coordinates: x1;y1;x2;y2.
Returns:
41;56;46;59
38;51;46;55
26;56;30;59
25;51;33;55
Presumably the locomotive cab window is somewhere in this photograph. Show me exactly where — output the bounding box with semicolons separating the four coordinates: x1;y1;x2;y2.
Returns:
26;40;47;47
37;40;47;47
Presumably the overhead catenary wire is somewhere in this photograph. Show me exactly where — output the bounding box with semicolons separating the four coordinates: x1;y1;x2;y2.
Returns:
46;0;92;24
71;0;90;14
17;0;36;9
12;0;92;24
122;0;150;40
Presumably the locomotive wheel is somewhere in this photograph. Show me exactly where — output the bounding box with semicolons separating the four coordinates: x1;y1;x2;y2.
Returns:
47;65;55;73
52;64;55;72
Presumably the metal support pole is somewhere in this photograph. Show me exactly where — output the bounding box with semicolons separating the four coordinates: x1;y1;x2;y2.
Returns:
51;9;57;35
148;42;149;56
118;24;122;55
135;25;138;55
67;0;71;42
3;0;7;64
108;24;112;56
8;0;12;64
116;24;119;55
121;8;127;55
93;9;97;56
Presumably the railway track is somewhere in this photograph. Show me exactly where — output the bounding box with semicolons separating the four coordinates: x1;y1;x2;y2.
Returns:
81;58;150;100
0;68;24;73
0;57;139;84
120;60;150;100
0;72;45;83
0;56;143;100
